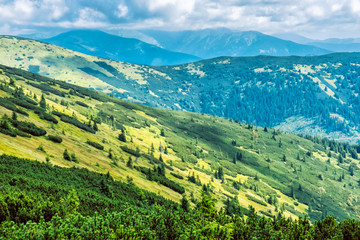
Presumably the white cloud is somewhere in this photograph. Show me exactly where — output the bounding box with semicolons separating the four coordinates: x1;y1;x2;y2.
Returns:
116;4;129;18
57;7;107;28
0;0;360;39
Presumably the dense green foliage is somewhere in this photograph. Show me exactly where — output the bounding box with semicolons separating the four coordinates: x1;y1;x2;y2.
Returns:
47;135;62;143
2;155;360;239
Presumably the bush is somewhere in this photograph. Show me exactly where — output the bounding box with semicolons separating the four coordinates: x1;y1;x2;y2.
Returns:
245;194;267;206
48;135;62;143
10;97;38;110
52;111;65;118
75;101;89;108
135;166;185;194
34;109;58;124
120;146;140;157
170;172;184;180
56;114;95;134
0;97;28;116
11;120;46;136
86;140;104;150
28;82;65;97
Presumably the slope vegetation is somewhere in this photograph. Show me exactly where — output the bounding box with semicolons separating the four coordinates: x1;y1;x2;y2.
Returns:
0;36;359;142
0;64;360;225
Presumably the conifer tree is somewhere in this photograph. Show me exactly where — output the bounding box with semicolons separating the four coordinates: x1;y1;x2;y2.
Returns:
11;111;17;121
40;94;46;109
118;129;126;142
180;195;189;212
93;121;98;131
63;149;71;161
127;156;133;169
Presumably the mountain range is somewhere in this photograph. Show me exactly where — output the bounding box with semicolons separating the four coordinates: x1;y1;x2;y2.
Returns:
39;29;333;66
274;32;360;52
27;28;360;63
140;28;331;58
42;30;201;66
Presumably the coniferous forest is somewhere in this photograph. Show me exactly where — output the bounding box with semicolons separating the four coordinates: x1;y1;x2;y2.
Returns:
1;154;360;239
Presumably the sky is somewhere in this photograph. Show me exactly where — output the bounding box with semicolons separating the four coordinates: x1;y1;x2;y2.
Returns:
0;0;360;39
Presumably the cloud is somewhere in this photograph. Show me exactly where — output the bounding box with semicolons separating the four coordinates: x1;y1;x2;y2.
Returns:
116;4;129;18
0;0;359;39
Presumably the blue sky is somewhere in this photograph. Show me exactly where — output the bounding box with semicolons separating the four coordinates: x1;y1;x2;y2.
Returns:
0;0;360;39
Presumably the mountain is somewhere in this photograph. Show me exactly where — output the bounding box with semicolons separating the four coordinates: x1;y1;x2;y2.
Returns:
272;32;314;44
140;28;331;58
273;33;360;52
307;38;360;52
1;63;360;229
0;35;360;143
42;30;201;66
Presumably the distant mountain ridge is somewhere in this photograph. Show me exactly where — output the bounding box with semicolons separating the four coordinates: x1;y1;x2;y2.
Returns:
140;28;332;58
42;30;201;66
273;32;360;52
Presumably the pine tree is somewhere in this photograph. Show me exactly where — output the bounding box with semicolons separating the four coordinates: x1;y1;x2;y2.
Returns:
127;156;133;169
71;153;78;163
118;129;126;142
151;143;155;153
40;94;46;109
180;195;189;212
338;154;344;164
93;121;98;131
160;128;165;137
236;152;242;161
9;76;15;86
108;148;113;159
11;111;17;121
63;149;71;161
349;165;354;176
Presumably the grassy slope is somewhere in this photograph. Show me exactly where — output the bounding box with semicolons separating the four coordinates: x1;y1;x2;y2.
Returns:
0;64;359;222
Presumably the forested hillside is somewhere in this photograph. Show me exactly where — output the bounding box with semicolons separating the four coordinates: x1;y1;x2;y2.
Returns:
0;63;360;230
0;36;359;142
2;154;360;239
